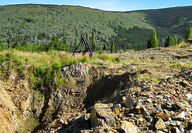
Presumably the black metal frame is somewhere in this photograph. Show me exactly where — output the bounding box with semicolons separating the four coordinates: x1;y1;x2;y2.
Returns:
73;36;93;57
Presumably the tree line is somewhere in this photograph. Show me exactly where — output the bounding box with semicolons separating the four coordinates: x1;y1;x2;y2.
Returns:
0;31;116;53
147;26;192;48
0;27;192;52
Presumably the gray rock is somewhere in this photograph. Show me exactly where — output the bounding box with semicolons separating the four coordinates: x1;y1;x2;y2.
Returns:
156;95;164;99
186;93;192;100
71;63;89;77
147;99;152;103
121;96;135;109
155;104;163;113
90;103;116;128
156;130;166;133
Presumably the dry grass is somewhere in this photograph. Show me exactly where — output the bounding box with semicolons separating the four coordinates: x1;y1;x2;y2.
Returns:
0;43;191;83
0;50;125;68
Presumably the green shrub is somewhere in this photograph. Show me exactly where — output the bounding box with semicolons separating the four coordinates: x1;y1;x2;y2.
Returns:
54;70;65;86
35;67;46;76
53;61;61;70
98;55;110;61
0;43;4;52
112;57;121;63
81;56;89;63
0;55;6;64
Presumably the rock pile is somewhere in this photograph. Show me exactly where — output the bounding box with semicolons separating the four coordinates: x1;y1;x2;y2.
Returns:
46;68;192;133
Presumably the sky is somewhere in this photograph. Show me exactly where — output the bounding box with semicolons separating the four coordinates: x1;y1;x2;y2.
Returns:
0;0;192;11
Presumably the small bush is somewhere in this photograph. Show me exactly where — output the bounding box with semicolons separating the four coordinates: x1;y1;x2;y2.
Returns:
81;56;89;63
53;61;61;70
35;67;46;76
0;43;4;52
0;55;6;64
112;57;121;63
98;54;110;61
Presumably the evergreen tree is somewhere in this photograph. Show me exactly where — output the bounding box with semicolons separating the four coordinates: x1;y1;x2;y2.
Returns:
6;38;11;49
165;35;178;47
103;43;106;51
62;34;67;44
173;35;178;45
13;35;19;48
165;36;169;47
148;30;159;48
60;35;69;51
186;27;192;41
86;32;89;39
50;36;55;50
90;31;95;51
168;36;175;46
55;36;59;50
38;40;41;50
0;43;4;51
74;38;78;49
147;40;150;48
49;36;60;50
178;36;184;44
22;36;28;46
111;42;115;53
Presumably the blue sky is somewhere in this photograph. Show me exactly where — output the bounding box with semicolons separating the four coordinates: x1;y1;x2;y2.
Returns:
1;0;192;11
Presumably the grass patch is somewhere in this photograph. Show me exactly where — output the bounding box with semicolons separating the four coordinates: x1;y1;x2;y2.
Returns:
15;129;21;133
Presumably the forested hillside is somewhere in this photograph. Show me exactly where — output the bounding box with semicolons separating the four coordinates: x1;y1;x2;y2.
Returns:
141;6;192;43
0;4;191;50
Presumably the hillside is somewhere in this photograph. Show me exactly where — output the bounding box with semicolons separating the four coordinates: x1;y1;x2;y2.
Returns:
0;4;192;50
141;6;192;40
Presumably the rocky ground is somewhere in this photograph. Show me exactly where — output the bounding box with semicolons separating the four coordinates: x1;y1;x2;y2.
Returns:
45;44;192;133
0;44;192;133
47;68;192;133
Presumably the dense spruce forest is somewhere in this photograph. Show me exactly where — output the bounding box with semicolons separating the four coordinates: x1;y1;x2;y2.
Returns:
0;4;192;51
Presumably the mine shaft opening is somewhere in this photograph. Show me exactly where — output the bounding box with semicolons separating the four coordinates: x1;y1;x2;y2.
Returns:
83;72;136;108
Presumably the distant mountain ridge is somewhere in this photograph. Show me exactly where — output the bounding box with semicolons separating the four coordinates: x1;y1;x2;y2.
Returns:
0;4;191;50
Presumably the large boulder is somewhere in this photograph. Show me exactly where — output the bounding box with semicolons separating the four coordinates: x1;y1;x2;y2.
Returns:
62;63;89;77
90;103;116;128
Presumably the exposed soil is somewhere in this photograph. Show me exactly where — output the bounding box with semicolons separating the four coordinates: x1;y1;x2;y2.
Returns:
0;44;191;133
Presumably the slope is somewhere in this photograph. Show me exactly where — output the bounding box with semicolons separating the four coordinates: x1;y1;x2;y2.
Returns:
0;4;192;50
141;6;192;42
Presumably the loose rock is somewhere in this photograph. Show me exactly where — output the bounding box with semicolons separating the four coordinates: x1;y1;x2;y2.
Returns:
155;118;166;130
121;121;138;133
